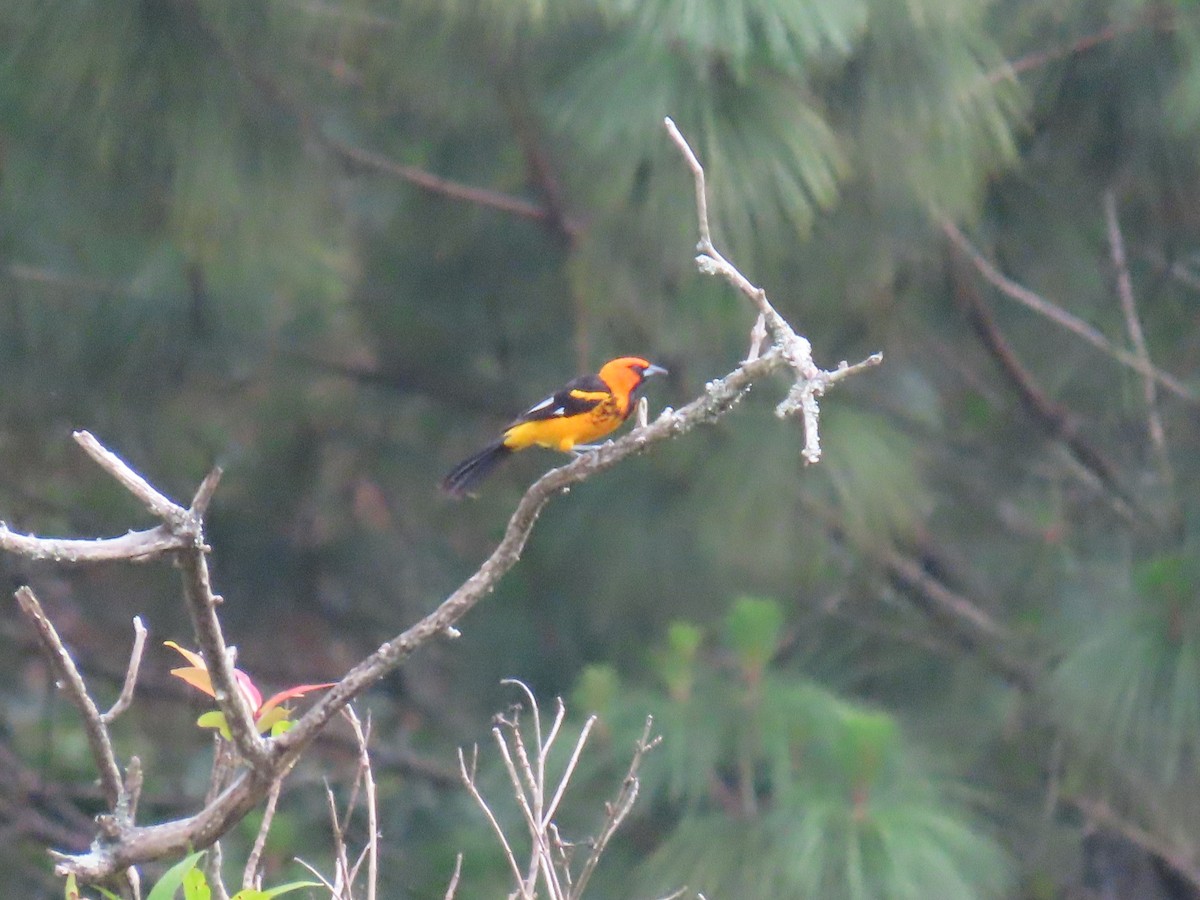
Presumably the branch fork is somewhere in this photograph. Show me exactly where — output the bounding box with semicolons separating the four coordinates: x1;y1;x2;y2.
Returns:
664;117;882;463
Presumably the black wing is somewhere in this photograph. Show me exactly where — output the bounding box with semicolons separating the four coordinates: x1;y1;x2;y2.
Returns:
509;374;609;425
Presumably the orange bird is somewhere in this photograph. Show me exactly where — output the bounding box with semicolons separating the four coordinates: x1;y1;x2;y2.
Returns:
441;356;667;498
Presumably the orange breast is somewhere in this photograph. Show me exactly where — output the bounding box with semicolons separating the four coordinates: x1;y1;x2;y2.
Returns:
503;398;625;452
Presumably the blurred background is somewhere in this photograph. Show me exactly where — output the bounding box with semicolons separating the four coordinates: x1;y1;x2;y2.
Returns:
3;0;1200;896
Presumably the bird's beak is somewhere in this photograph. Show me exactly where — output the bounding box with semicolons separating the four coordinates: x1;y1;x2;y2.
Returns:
644;364;668;378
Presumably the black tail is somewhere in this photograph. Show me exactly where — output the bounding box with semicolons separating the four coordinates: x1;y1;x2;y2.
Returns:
441;441;512;498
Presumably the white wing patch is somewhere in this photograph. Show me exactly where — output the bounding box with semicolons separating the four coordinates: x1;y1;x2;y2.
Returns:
526;395;566;417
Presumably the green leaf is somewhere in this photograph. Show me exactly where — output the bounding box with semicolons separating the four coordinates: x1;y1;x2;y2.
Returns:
146;851;206;900
724;596;784;679
182;865;211;900
655;621;704;701
196;710;232;740
573;663;620;718
231;882;322;899
64;873;80;900
255;705;291;735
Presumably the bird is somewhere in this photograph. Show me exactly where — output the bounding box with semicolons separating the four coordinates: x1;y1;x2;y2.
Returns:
441;356;668;498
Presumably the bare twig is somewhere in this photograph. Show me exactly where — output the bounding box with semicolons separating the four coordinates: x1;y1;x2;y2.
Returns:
942;219;1196;402
101;617;148;724
462;686;659;900
241;776;284;891
571;716;659;899
442;853;464;900
15;586;123;808
1070;795;1200;892
459;746;527;895
949;253;1142;523
0;522;187;563
664;117;882;463
1103;191;1173;485
295;857;337;896
343;708;378;900
71;431;184;525
60;433;268;770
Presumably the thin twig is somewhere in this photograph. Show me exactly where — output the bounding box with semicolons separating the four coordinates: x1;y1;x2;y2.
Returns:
0;522;187;563
206;843;231;900
492;722;554;898
544;715;598;827
72;431;185;525
942;219;1196;402
664;117;882;463
571;716;660;899
949;253;1142;523
343;708;378;900
1070;795;1200;892
242;776;284;891
442;853;464;900
324;780;351;898
295;858;338;896
459;746;528;897
14;586;123;807
1104;191;1173;485
101;617;148;724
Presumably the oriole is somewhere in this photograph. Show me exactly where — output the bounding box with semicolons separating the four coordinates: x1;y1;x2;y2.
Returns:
441;356;668;498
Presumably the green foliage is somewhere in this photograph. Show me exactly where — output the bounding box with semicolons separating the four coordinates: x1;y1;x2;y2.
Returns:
723;595;785;679
571;598;1011;898
145;852;207;900
1051;553;1200;783
101;849;320;900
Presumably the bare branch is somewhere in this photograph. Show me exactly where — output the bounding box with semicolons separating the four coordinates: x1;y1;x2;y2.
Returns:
241;776;284;891
101;617;148;724
942;218;1196;403
664;117;882;463
544;715;598;827
324;780;351;898
571;716;659;899
0;522;187;564
325;137;573;232
443;853;464;900
190;468;224;519
1103;191;1173;485
5;433;267;769
15;586;123;808
343;708;378;900
72;431;185;525
459;746;527;896
1070;795;1200;893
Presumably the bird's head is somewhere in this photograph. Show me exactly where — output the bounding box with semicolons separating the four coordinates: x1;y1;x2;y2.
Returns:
597;357;668;396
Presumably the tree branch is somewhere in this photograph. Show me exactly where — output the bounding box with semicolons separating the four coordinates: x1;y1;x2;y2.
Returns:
101;617;148;725
1103;191;1174;487
942;218;1196;403
8;120;882;884
948;250;1143;524
664;117;883;462
14;587;124;809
